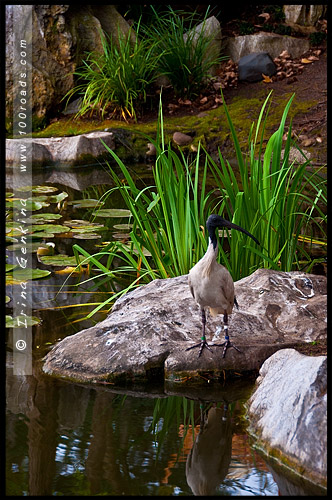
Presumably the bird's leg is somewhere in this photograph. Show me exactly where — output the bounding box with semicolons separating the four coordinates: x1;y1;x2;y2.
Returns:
186;308;213;357
211;313;242;358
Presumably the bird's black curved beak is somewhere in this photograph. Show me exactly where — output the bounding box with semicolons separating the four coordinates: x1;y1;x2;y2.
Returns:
207;214;260;245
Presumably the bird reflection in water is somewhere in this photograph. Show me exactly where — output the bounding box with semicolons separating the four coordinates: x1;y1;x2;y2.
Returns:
186;402;232;496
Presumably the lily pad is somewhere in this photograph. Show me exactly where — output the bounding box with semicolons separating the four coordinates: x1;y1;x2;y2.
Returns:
63;219;92;227
7;199;48;211
31;224;70;234
48;192;68;203
16;185;59;194
113;223;133;230
72;233;102;239
6;314;42;328
68;199;104;208
92;208;131;218
6;295;11;304
6;268;51;284
63;220;104;229
25;213;63;224
30;232;55;239
6;241;46;253
71;226;104;233
38;254;86;267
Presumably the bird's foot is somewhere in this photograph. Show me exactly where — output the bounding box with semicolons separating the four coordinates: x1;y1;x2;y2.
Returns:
211;337;242;358
186;337;213;357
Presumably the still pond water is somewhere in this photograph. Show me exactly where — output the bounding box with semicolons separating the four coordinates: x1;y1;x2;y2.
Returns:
6;163;323;496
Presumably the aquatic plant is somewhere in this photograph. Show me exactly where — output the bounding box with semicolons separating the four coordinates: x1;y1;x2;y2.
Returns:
72;92;327;317
207;90;327;280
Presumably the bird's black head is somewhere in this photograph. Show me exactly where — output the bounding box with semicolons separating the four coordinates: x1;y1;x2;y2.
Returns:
206;214;260;249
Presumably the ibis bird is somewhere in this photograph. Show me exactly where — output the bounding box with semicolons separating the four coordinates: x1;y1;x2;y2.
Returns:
187;214;259;357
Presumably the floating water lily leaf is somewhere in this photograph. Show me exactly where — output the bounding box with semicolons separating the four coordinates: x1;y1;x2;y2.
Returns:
6;236;18;243
6;268;51;284
113;223;133;230
63;219;91;226
31;224;69;234
7;199;48;211
68;199;104;208
6;226;29;237
6;241;44;253
16;185;59;194
71;226;104;233
6;263;17;272
29;195;49;202
6;192;14;198
72;233;102;239
92;208;131;218
63;220;104;229
6;295;11;304
30;232;55;239
25;213;63;224
6;314;41;328
48;192;68;203
39;254;86;266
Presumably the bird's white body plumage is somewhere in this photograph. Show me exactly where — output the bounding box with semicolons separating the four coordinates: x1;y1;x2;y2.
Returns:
188;238;234;317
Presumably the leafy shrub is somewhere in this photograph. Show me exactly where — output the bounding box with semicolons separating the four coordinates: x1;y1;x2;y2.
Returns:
141;6;226;98
63;21;163;121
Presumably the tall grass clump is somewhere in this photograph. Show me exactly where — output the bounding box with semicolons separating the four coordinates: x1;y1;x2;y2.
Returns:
63;21;163;121
207;90;327;280
141;6;226;98
99;103;215;280
71;92;326;317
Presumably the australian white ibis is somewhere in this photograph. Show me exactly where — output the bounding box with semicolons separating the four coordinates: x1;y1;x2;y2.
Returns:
187;214;260;357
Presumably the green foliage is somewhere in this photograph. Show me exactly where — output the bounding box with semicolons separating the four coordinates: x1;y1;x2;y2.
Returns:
141;6;227;98
63;20;163;121
71;92;326;317
207;91;327;280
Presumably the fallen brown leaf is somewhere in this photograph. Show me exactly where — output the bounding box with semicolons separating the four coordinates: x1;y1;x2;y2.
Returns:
262;73;273;83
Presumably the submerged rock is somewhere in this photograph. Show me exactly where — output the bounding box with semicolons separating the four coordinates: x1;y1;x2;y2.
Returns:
246;348;327;490
42;269;327;384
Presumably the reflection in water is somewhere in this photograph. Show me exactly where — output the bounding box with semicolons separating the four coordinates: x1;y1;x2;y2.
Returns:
186;403;232;496
6;165;325;496
6;361;281;496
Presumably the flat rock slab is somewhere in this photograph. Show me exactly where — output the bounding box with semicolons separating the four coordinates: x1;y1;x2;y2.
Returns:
6;131;115;167
42;269;327;384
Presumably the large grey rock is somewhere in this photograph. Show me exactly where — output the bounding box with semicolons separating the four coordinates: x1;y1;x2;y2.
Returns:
246;348;327;489
42;269;327;383
283;5;326;27
225;32;310;63
6;131;115;167
238;52;276;82
184;15;222;77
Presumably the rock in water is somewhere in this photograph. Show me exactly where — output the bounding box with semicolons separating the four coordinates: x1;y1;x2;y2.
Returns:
246;348;327;490
42;269;327;384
